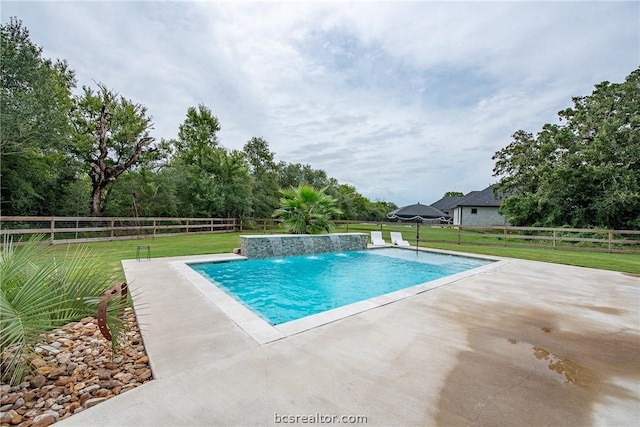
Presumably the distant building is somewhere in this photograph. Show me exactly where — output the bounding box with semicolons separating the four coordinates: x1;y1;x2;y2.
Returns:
430;194;463;218
431;185;509;226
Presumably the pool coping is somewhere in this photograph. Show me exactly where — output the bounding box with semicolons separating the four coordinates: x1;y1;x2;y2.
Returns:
169;246;508;344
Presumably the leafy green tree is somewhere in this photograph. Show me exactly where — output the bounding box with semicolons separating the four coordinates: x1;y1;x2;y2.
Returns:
243;137;280;218
444;191;464;197
0;235;126;385
101;168;179;217
71;84;162;215
369;200;398;221
0;18;78;215
273;185;342;234
54;178;92;216
276;162;331;190
211;149;252;217
493;68;640;229
332;184;369;220
168;106;221;216
176;104;221;168
274;163;397;221
169;105;251;217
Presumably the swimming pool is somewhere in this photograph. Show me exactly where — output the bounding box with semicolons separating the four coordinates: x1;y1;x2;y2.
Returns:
190;247;494;326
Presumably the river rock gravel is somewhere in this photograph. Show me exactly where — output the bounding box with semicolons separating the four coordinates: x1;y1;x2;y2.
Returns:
0;308;151;427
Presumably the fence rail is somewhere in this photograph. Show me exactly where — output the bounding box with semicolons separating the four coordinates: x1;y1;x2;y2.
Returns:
0;216;281;244
336;221;640;254
1;216;639;253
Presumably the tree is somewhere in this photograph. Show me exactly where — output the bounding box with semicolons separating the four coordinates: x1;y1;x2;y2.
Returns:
493;68;640;229
273;185;342;234
243;137;280;217
332;184;369;220
369;200;398;221
0;18;78;215
444;191;464;197
276;162;331;190
169;105;252;217
101;168;180;217
169;105;221;216
72;84;160;215
176;104;221;168
211;149;252;217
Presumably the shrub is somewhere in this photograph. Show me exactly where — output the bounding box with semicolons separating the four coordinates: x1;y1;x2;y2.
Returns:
273;185;342;234
0;234;127;385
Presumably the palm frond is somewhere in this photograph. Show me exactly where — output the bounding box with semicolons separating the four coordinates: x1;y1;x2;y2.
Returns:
0;234;124;384
273;185;341;234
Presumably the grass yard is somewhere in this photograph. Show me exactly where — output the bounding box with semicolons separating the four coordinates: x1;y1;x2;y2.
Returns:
416;241;640;274
39;230;640;280
337;223;640;274
44;233;240;281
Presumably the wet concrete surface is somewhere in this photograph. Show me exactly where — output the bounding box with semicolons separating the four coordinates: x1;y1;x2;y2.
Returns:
58;254;639;426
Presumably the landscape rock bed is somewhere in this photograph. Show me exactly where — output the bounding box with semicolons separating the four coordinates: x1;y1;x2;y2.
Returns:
0;308;151;427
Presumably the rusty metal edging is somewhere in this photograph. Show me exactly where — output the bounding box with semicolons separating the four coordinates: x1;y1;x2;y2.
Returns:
97;282;129;341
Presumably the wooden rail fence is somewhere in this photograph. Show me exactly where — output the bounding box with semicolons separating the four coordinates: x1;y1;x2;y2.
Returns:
0;216;281;245
337;221;640;254
1;216;639;253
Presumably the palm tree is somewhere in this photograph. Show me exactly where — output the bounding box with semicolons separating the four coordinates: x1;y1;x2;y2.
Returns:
0;235;127;385
273;185;342;234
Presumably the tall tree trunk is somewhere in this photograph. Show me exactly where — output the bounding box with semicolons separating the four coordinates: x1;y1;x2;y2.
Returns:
88;106;109;215
86;104;155;215
90;185;103;216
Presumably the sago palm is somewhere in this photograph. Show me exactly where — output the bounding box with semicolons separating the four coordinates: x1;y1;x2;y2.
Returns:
0;235;127;385
273;185;342;234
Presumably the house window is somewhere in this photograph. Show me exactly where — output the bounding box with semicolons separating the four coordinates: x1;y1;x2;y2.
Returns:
471;208;478;214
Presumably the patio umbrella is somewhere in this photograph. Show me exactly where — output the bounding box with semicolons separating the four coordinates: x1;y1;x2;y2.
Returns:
387;203;449;252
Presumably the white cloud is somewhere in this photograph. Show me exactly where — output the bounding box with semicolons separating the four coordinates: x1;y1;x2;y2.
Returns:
3;0;638;206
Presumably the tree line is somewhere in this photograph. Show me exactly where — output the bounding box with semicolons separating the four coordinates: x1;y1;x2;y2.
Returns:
0;18;396;221
493;67;640;230
3;17;638;229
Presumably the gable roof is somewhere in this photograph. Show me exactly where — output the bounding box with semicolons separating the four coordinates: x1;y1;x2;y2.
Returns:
430;195;464;211
453;185;505;208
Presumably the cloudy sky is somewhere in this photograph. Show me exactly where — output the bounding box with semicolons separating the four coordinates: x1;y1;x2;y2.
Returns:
3;1;638;206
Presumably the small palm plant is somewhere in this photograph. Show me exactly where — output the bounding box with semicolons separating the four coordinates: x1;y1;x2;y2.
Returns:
0;235;127;385
273;185;342;234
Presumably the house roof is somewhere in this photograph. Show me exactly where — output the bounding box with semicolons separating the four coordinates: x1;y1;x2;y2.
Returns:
453;185;505;208
430;195;464;211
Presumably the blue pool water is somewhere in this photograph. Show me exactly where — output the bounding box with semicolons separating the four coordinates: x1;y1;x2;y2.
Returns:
190;248;492;325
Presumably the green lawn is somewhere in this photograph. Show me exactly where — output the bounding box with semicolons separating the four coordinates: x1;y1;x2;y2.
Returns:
337;224;640;274
42;230;640;280
45;233;240;281
416;242;640;274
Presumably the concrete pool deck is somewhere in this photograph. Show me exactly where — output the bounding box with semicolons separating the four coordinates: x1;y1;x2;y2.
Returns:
58;249;639;426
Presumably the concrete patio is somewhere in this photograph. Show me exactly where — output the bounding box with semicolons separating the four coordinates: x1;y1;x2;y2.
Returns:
58;249;640;426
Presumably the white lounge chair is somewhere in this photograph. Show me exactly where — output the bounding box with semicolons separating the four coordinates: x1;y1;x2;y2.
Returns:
390;232;411;247
370;231;387;246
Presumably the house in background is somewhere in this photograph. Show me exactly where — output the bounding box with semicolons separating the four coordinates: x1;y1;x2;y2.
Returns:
431;185;509;226
430;194;463;218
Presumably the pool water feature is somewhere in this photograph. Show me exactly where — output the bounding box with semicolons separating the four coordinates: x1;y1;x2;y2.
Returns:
190;247;494;326
240;233;367;259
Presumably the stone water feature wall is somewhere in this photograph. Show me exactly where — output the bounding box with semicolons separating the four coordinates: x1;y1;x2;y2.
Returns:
240;233;368;259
